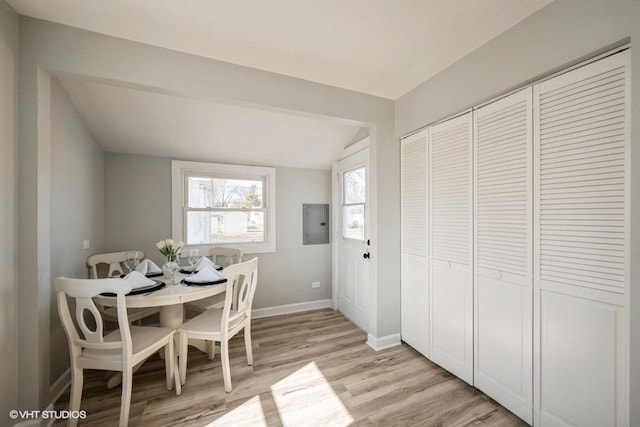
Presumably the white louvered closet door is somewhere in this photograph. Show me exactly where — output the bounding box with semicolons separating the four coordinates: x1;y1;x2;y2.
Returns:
534;51;629;427
429;112;473;384
474;88;533;423
401;129;429;358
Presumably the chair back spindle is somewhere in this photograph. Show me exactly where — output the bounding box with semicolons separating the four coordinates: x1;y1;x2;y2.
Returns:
221;258;258;334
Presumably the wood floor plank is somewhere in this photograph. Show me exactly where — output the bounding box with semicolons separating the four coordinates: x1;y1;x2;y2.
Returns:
53;309;526;426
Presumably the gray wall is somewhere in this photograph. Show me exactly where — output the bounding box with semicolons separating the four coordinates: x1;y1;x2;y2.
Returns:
104;152;332;309
18;16;395;411
0;2;19;426
396;1;640;424
49;78;105;383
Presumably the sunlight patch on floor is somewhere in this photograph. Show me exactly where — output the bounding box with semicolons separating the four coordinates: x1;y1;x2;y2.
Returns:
207;396;267;427
271;362;353;427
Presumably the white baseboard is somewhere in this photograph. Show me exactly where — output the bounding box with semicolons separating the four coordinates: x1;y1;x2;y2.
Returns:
49;368;71;408
14;419;40;427
42;367;72;427
14;420;40;427
366;333;401;351
252;299;332;319
13;368;72;427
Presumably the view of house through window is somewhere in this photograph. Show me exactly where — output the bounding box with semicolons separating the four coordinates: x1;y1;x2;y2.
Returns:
342;167;365;241
186;176;265;244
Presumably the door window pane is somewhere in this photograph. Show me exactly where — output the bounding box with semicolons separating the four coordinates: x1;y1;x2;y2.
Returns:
343;167;365;204
343;205;365;240
187;211;264;244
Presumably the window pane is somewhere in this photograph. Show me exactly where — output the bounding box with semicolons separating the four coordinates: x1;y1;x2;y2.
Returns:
344;167;365;204
187;211;264;244
342;204;364;240
187;176;263;209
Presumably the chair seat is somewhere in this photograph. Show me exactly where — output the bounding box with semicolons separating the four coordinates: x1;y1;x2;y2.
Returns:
178;308;243;337
185;294;225;312
83;326;174;361
102;306;160;323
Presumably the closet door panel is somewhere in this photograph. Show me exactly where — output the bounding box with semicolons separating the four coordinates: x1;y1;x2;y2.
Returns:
401;254;429;356
401;130;429;357
431;259;472;381
534;51;629;427
429;113;473;384
538;288;623;427
474;88;533;423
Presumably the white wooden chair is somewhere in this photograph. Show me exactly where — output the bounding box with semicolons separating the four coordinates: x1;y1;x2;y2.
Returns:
55;277;177;427
87;251;160;324
208;247;243;267
178;257;258;392
185;247;243;313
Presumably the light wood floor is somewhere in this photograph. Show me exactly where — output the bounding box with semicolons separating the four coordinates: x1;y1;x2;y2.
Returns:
54;309;526;426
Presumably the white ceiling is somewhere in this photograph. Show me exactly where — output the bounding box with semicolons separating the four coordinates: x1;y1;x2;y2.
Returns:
14;1;552;169
9;0;552;99
56;76;361;169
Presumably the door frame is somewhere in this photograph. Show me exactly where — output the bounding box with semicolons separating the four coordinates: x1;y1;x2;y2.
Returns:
331;136;377;335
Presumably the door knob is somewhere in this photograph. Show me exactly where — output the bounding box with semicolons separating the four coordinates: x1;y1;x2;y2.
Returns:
363;252;370;259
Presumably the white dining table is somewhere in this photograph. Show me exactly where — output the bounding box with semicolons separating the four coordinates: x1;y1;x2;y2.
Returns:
93;272;227;391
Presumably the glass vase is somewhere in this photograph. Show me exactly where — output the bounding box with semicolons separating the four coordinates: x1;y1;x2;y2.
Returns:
163;254;180;285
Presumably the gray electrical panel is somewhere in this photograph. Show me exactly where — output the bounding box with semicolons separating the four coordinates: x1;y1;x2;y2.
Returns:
303;204;330;245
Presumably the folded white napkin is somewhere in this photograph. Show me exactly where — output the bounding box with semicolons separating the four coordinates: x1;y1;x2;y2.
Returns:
135;259;162;275
123;271;156;289
194;256;220;272
187;265;225;283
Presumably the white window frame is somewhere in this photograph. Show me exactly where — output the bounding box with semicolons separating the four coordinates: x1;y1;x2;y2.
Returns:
341;165;367;243
171;160;276;254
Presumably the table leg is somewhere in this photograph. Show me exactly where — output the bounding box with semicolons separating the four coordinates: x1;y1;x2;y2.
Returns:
160;304;184;328
159;304;189;395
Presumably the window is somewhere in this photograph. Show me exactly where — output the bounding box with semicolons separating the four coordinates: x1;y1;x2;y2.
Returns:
172;161;276;253
342;166;365;241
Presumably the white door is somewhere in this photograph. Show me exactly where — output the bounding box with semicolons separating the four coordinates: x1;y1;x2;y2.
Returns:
534;51;629;427
400;129;429;358
429;112;474;385
474;88;533;423
335;148;370;332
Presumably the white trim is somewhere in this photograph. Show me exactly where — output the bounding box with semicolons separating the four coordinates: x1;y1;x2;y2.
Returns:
14;419;40;427
339;136;369;160
331;162;340;311
251;299;333;319
171;160;276;254
14;368;71;427
42;404;55;427
50;367;71;403
366;333;401;351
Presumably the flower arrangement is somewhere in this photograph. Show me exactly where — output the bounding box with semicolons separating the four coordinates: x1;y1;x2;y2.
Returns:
156;238;185;262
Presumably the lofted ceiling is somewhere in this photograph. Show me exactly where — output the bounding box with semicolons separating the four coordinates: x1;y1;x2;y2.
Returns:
56;76;361;169
9;0;552;100
11;1;553;168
